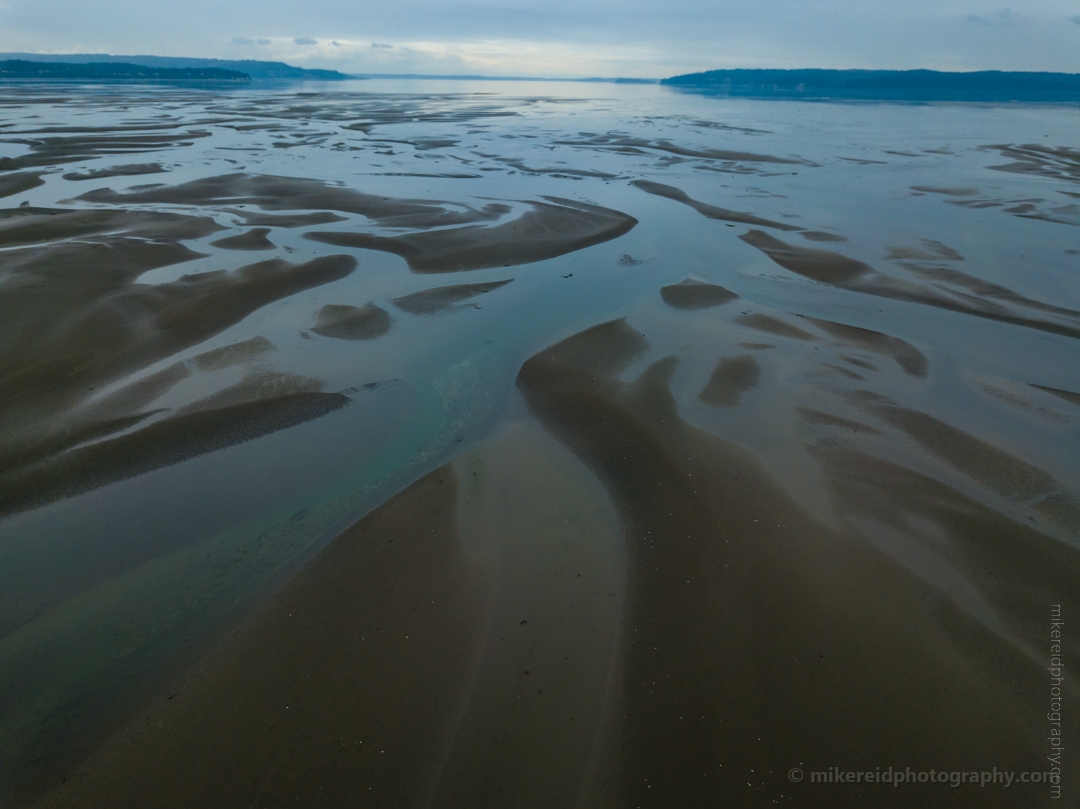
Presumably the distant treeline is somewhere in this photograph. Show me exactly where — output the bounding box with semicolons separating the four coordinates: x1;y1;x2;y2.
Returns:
0;53;352;81
0;60;250;82
663;69;1080;102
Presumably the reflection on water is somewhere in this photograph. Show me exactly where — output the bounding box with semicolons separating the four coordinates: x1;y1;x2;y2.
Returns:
0;80;1077;807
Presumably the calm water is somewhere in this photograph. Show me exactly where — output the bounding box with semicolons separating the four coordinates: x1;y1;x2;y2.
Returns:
1;79;1077;806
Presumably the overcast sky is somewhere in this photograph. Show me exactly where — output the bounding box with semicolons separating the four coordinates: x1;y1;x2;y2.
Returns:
1;0;1078;78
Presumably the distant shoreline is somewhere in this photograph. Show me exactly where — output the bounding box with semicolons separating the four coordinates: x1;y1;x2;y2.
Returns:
3;55;1079;98
0;53;350;81
0;60;249;82
663;68;1080;102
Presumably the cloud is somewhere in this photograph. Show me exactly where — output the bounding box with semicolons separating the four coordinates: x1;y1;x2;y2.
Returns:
294;36;317;45
1070;15;1080;25
256;38;271;45
231;36;254;45
331;40;342;46
371;42;393;48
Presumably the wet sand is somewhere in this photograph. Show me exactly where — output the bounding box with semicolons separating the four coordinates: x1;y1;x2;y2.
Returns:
35;318;1078;808
1033;384;1080;408
32;418;625;809
190;336;275;372
0;171;45;198
312;303;393;340
698;353;761;405
0;242;355;472
307;198;637;273
986;144;1080;182
739;228;1080;338
0;132;213;171
803;317;928;376
556;133;813;166
210;227;276;251
222;209;347;228
659;278;739;309
2;83;1078;808
77;173;513;228
393;280;513;314
633;179;801;230
513;320;1079;808
61;163;166;182
32;467;493;809
0;391;350;518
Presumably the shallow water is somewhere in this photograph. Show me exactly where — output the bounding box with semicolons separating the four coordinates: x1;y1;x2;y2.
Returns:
0;79;1077;807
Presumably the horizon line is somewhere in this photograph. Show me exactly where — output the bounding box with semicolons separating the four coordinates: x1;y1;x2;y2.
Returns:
4;54;1080;83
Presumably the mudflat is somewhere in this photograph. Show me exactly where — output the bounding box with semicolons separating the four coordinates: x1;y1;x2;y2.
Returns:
1;81;1076;808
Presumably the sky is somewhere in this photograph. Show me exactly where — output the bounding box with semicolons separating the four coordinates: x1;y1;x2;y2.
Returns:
1;0;1078;78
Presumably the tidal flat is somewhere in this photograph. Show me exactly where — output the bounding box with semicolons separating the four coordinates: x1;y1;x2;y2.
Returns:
0;79;1077;808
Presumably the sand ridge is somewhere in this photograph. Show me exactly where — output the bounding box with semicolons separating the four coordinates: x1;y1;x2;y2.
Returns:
307;196;638;273
515;318;1079;808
